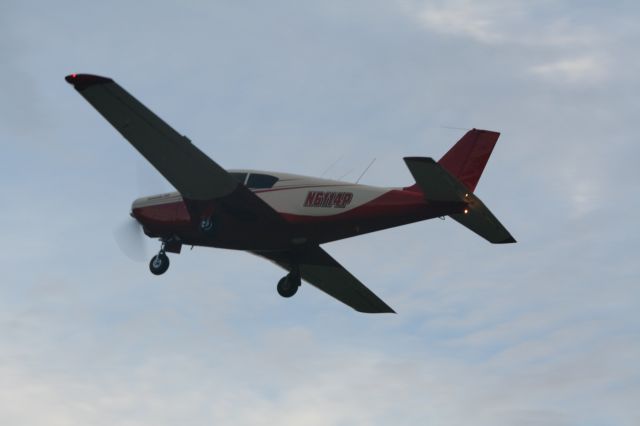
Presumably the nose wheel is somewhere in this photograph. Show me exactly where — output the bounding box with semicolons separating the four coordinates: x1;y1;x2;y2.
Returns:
277;270;301;298
149;243;170;275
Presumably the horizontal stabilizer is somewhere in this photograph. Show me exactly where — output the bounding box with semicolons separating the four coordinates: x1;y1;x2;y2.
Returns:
450;194;516;244
404;157;466;202
404;157;515;244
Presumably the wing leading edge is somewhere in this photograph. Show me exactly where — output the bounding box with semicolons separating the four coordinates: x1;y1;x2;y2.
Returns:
254;246;395;314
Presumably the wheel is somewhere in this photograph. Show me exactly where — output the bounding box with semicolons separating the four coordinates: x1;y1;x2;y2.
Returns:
277;276;297;297
149;253;170;275
200;216;215;236
277;273;300;298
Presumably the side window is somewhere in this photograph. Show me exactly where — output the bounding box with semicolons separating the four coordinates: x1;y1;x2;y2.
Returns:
230;172;247;184
247;174;279;189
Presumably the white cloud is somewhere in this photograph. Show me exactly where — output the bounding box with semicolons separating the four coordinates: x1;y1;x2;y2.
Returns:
415;1;505;44
403;0;603;48
530;56;608;85
1;321;639;426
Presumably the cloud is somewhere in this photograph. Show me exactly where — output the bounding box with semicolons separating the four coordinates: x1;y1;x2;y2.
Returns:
414;1;505;44
404;0;603;48
529;55;608;84
1;319;638;425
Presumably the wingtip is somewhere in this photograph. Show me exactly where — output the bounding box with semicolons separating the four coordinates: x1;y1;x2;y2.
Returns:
65;73;113;91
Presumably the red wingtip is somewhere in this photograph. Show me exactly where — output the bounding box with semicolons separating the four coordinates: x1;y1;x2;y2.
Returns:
65;73;113;90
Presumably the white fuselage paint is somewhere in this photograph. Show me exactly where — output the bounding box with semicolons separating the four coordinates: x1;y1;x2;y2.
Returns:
132;169;394;217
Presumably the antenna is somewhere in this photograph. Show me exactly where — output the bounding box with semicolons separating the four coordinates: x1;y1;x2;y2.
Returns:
355;158;376;184
320;155;343;177
338;169;354;180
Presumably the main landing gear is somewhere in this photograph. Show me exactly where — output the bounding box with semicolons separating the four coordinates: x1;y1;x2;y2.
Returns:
277;269;301;298
149;242;170;275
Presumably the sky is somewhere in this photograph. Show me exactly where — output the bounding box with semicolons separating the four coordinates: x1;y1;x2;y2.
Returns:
1;0;639;424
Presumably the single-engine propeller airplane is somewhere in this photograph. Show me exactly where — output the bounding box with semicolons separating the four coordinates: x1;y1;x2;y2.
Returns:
65;73;515;314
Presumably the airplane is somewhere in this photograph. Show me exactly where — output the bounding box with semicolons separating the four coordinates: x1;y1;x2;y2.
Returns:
65;73;516;314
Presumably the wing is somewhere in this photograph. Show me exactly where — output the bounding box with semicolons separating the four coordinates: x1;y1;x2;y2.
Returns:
65;73;285;225
254;246;395;313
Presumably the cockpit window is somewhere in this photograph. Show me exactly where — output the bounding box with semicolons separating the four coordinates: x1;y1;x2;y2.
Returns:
247;173;279;189
230;172;248;184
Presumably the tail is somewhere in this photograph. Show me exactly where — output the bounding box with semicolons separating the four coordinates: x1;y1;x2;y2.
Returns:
438;129;499;192
404;129;516;244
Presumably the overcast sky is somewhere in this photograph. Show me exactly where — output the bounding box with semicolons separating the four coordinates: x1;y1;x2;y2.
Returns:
2;1;639;425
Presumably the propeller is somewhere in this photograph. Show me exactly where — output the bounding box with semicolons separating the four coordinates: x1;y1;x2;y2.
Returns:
113;158;170;262
113;216;148;263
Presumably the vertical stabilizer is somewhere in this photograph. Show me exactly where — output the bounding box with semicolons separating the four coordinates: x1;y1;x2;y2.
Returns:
438;129;500;192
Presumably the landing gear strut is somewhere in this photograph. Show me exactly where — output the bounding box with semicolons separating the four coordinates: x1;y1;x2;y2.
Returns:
277;269;301;298
149;242;170;275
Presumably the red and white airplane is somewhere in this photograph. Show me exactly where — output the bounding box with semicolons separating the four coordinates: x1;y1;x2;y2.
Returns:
66;73;515;314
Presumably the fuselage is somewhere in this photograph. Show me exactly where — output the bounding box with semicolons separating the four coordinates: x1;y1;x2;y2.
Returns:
131;169;461;250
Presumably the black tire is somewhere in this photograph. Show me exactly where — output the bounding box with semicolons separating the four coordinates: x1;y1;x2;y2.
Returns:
277;275;299;298
149;253;170;275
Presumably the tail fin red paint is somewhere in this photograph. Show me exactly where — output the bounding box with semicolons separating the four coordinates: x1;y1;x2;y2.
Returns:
438;129;500;192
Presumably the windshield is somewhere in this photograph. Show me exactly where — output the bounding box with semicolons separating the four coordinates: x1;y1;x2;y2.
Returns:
246;173;279;189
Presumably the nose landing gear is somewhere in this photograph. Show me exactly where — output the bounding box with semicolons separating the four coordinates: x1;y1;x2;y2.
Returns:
149;242;170;275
